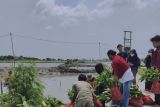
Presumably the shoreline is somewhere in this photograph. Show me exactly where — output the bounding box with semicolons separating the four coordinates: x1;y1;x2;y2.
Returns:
0;66;96;78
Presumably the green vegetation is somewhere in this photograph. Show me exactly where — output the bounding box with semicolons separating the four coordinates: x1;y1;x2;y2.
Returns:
96;88;111;103
0;55;41;61
45;97;64;107
130;85;143;99
0;62;63;107
140;68;160;82
64;59;79;67
95;68;115;103
96;68;115;88
0;55;64;62
67;89;74;100
0;55;108;64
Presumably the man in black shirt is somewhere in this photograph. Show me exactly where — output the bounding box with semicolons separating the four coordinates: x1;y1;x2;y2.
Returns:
117;44;128;60
144;49;154;69
95;63;107;107
144;49;154;91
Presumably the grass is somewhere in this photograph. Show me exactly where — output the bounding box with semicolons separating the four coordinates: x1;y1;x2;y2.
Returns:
138;67;145;76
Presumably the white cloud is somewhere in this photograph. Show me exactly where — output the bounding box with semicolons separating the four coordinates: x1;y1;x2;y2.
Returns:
134;0;159;9
35;0;159;26
35;0;113;25
45;25;53;30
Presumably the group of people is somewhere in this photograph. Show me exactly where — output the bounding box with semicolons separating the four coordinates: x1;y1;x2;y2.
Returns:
70;35;160;107
144;35;160;105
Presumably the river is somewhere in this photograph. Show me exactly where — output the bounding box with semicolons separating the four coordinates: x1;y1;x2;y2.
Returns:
2;74;96;103
41;74;78;103
0;62;107;103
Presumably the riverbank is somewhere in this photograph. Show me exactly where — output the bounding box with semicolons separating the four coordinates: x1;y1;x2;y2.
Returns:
0;62;110;77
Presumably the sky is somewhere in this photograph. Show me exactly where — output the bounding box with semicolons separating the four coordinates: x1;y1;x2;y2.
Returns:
0;0;160;59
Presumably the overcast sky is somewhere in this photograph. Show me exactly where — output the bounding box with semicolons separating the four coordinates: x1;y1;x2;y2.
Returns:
0;0;160;59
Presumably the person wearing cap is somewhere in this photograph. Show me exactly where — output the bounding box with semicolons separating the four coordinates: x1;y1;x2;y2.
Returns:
107;50;134;107
150;35;160;105
117;44;128;60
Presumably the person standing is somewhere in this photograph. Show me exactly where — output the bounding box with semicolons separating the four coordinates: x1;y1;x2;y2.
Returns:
107;50;134;107
127;49;141;84
144;49;154;91
150;35;160;105
94;63;107;107
144;49;154;69
72;74;95;107
117;44;128;60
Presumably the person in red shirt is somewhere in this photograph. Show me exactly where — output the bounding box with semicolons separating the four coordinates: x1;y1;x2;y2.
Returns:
107;50;134;107
150;35;160;105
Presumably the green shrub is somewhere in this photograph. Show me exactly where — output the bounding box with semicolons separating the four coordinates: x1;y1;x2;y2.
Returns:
130;85;143;99
140;68;160;82
96;88;111;103
67;89;74;100
45;97;63;107
0;62;63;107
96;68;115;88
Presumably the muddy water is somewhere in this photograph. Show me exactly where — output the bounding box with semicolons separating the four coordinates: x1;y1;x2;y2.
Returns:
41;74;79;103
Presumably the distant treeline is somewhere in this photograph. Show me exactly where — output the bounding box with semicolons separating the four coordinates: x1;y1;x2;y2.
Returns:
0;55;63;61
0;55;108;63
0;55;41;61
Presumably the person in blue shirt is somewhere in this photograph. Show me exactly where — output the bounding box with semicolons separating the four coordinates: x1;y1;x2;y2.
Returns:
127;49;141;84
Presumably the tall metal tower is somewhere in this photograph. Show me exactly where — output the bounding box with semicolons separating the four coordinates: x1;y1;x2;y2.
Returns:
124;31;132;52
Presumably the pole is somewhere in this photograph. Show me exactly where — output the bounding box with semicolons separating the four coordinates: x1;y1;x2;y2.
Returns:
130;31;132;49
10;32;15;67
1;76;3;94
124;31;126;50
0;75;3;94
99;42;101;59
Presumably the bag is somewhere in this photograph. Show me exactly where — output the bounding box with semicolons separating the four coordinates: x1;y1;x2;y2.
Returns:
111;86;123;101
141;95;153;105
95;99;103;107
151;81;160;94
129;97;144;107
65;102;75;107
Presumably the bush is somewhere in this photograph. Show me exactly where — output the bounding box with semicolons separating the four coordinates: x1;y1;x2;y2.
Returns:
45;97;64;107
0;62;63;107
140;68;160;82
96;68;115;88
96;88;111;103
130;85;143;99
67;89;74;100
64;59;79;67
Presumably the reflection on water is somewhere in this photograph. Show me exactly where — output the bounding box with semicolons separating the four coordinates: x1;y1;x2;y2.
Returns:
41;74;79;103
41;73;97;103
